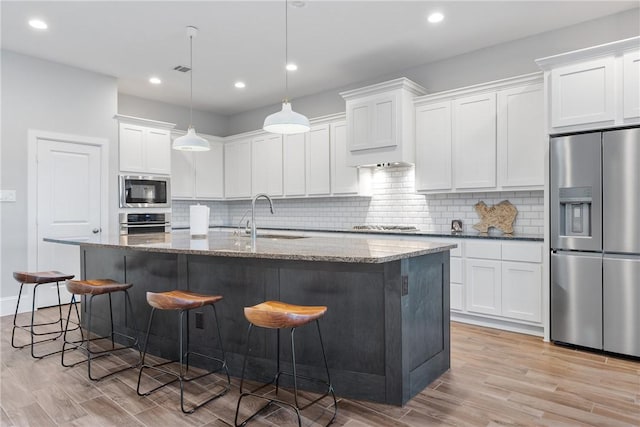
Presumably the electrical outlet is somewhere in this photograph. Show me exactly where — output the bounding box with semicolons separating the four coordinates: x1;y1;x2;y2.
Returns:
401;275;409;296
0;190;16;202
195;312;204;329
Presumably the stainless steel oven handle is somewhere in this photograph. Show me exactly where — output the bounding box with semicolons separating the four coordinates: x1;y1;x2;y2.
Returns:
120;223;170;228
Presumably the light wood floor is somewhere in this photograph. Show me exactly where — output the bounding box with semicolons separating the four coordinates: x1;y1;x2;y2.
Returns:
1;307;638;427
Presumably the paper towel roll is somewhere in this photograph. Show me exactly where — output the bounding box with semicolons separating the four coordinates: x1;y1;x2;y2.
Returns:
190;205;210;237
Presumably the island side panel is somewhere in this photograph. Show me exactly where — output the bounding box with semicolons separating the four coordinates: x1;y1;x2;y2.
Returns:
406;251;450;403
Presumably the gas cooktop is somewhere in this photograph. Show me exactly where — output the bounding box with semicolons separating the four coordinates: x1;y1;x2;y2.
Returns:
352;225;419;232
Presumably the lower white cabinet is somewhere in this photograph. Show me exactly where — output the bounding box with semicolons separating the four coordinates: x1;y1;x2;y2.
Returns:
461;239;543;332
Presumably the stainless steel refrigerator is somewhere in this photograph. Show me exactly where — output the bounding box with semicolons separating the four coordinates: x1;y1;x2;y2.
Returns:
550;127;640;358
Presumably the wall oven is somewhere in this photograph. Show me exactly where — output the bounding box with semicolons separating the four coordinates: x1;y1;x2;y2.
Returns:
119;212;171;235
119;175;170;208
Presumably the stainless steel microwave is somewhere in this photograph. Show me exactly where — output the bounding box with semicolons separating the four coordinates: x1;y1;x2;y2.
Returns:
119;175;171;208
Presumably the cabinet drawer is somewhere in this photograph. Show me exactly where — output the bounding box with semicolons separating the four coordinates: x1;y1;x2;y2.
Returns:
466;241;501;260
502;242;542;263
450;257;463;283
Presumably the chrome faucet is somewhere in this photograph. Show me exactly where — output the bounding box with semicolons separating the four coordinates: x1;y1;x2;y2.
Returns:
251;193;275;249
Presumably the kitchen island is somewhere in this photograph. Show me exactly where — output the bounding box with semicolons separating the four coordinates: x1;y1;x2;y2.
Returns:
47;231;454;405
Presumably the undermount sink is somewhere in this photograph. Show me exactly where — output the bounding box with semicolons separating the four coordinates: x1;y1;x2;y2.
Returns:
238;233;307;240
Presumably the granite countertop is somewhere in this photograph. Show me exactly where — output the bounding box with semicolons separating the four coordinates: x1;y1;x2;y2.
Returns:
172;225;543;242
44;230;456;264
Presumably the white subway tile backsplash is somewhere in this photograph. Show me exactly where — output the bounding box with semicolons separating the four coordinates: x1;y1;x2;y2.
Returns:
172;166;544;235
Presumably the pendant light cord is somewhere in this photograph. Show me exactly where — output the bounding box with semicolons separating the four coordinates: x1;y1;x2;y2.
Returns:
284;0;289;102
189;33;194;128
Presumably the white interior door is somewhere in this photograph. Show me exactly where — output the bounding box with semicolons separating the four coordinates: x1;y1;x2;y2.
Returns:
36;139;102;307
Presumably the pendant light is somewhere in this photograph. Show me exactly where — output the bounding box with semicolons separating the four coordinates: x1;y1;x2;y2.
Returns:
263;0;310;135
173;26;210;151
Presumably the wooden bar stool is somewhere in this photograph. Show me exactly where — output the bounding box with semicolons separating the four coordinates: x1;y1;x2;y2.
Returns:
234;301;337;427
61;279;141;381
11;271;76;358
136;290;230;414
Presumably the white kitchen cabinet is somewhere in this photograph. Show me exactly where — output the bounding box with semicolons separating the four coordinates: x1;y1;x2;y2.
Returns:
283;133;306;197
415;101;452;192
623;49;640;119
466;258;502;316
305;124;331;196
330;120;359;195
453;92;497;189
550;57;615;128
501;261;542;323
340;78;426;166
414;73;544;193
536;37;640;133
497;83;545;188
224;137;252;198
252;133;283;197
171;135;224;199
118;121;172;175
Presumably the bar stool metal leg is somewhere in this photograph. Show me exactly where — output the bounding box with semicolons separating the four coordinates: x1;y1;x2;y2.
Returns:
137;303;230;414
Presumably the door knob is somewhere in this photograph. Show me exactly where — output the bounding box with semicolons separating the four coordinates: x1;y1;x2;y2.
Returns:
92;228;101;234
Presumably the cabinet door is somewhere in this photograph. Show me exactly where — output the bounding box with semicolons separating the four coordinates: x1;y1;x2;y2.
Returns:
145;128;171;175
283;134;306;197
415;101;452;191
623;50;640;120
450;257;464;312
497;84;544;188
306;124;331;196
550;56;615;128
252;134;283;197
171;150;194;198
331;120;359;195
453;92;496;189
224;138;252;198
501;261;542;322
465;259;501;316
195;141;224;199
119;123;145;173
371;94;397;150
347;100;370;152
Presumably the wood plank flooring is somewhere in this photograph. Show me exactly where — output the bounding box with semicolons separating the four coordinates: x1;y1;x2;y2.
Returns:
1;307;638;426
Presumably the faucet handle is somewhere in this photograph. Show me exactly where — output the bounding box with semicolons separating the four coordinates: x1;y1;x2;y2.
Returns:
245;219;251;234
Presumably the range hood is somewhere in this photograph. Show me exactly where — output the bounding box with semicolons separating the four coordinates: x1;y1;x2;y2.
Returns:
340;78;426;167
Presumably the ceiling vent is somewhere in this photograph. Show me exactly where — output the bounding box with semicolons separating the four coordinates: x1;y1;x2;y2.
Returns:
173;65;191;73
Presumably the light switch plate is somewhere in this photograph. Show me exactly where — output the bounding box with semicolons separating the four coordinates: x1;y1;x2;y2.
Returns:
0;190;16;202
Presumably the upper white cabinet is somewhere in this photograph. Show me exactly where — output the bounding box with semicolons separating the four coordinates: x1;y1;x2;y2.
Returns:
330;120;360;195
414;73;544;193
283;133;306;197
497;84;545;188
116;115;174;175
340;78;426;166
305;124;331;196
224;137;252;199
536;36;640;133
171;133;224;200
453;92;497;189
252;133;283;197
415;101;452;191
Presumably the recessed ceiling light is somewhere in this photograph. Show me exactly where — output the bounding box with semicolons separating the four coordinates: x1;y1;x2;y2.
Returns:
427;12;444;24
286;63;298;71
28;19;48;30
235;81;246;89
149;77;162;85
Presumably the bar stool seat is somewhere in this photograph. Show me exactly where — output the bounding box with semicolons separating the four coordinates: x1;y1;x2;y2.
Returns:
235;301;337;427
62;279;141;381
11;270;75;359
137;290;230;414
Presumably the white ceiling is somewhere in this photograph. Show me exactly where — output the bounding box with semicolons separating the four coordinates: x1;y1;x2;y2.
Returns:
2;1;637;116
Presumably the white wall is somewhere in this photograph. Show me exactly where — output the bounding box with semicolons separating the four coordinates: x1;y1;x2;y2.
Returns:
118;93;228;137
0;50;118;311
226;7;640;135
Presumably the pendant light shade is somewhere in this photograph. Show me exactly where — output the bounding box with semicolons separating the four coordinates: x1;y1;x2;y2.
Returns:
173;127;210;151
263;101;310;134
263;0;310;135
173;26;210;151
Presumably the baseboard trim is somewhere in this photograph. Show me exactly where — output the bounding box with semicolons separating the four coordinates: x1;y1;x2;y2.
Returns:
451;312;544;337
